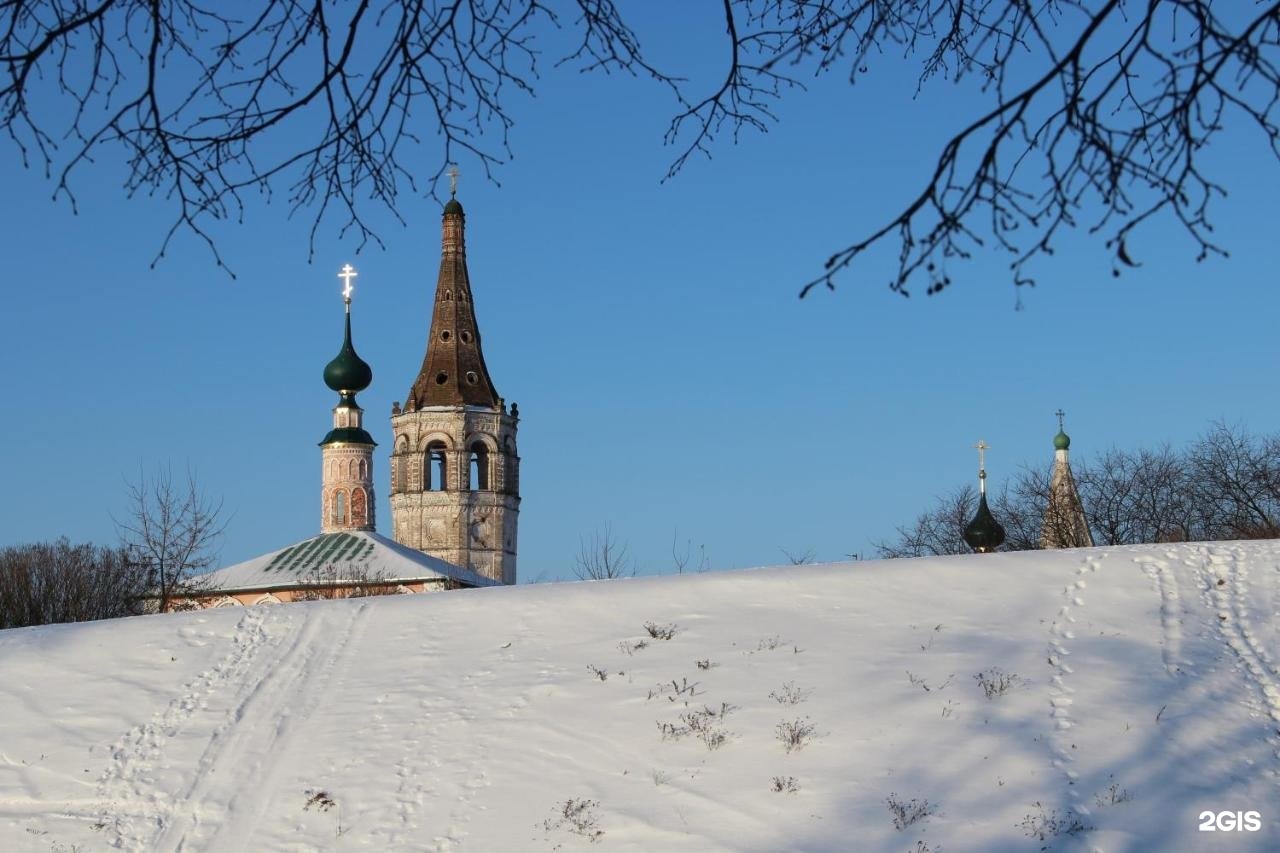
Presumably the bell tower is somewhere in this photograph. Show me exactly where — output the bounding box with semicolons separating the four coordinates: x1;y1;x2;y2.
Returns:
389;180;520;584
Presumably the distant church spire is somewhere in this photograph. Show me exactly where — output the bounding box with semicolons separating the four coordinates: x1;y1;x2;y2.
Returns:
405;177;501;409
964;439;1006;553
320;265;376;533
1041;411;1093;549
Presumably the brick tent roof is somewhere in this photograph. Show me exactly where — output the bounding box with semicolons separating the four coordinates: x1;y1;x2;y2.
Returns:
406;198;502;409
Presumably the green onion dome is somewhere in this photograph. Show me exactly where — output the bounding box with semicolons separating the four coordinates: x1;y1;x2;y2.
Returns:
963;493;1006;553
444;198;464;216
1053;430;1071;451
323;312;373;394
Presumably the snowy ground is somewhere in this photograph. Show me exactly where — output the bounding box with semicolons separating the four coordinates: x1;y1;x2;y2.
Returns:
2;541;1279;852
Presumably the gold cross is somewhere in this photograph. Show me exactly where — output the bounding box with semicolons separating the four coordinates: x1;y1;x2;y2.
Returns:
1055;409;1066;431
338;263;358;303
974;439;989;472
448;165;459;197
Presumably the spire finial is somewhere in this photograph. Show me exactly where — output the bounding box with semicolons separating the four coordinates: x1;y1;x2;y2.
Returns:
448;164;459;198
974;439;989;494
338;263;358;311
1055;409;1066;432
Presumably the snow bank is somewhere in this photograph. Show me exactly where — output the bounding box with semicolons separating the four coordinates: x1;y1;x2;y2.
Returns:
2;541;1279;851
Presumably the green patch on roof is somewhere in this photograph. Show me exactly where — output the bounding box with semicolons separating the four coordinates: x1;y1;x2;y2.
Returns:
264;532;375;576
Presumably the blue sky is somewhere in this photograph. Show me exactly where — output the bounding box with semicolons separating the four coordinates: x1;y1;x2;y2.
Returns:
4;6;1278;580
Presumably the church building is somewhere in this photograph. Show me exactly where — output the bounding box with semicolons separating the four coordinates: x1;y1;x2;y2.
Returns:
168;188;517;609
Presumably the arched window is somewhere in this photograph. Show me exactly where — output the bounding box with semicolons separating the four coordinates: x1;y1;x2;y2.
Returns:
359;458;368;480
426;441;448;490
469;442;490;491
351;488;367;527
333;490;347;525
392;436;409;493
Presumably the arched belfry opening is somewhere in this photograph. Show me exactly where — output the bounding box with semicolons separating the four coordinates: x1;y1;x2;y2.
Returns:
426;441;449;491
388;185;520;584
469;442;490;491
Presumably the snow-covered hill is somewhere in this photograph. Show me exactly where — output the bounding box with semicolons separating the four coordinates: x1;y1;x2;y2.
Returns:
2;541;1279;852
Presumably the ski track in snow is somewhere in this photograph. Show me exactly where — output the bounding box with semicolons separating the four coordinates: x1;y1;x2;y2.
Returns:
96;606;274;849
1045;551;1103;813
1194;544;1280;769
1133;549;1186;676
160;601;373;852
95;602;374;852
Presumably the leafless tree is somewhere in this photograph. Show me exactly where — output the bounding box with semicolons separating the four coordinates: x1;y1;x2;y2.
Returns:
671;530;710;574
1190;422;1280;539
115;465;225;613
0;538;145;628
4;2;1276;293
573;523;635;580
778;546;817;565
875;484;980;558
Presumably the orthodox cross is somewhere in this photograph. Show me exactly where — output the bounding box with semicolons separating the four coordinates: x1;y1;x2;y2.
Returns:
1055;409;1066;431
338;263;358;305
448;165;460;197
974;439;990;493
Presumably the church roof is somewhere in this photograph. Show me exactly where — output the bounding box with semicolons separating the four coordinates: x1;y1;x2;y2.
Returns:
405;198;502;409
197;530;498;594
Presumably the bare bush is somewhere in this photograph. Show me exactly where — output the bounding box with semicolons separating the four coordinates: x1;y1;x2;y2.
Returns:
0;539;146;629
586;665;609;682
1020;802;1091;840
886;793;937;831
775;718;817;753
771;776;800;794
647;678;701;703
303;789;336;812
974;668;1023;700
658;703;735;750
769;682;813;706
541;798;604;843
1094;781;1133;808
618;639;649;656
643;621;678;640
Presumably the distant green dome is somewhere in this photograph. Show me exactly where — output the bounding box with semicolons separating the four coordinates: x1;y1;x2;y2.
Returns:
324;312;373;394
1053;430;1071;451
444;198;464;216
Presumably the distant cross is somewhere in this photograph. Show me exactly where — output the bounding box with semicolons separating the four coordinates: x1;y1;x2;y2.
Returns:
448;165;460;197
1055;409;1066;431
338;264;358;303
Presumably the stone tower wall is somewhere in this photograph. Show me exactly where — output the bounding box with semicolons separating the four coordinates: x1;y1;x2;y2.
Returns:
389;404;519;584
